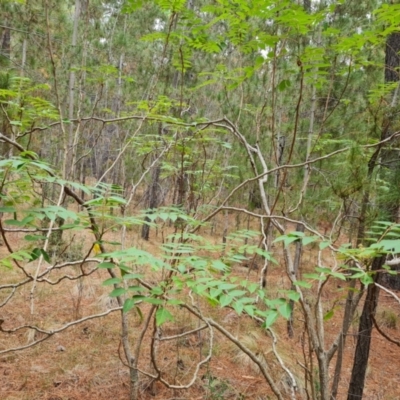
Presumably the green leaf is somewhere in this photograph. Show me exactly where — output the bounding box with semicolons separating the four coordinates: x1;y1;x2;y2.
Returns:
166;299;183;306
177;264;186;273
286;290;300;302
210;287;222;299
324;309;334;321
107;196;127;205
1;258;13;269
237;297;255;305
233;301;244;314
135;306;144;322
98;262;115;269
218;282;237;291
211;260;229;271
109;287;126;297
319;241;330;250
119;264;131;273
315;267;331;274
5;219;25;226
277;79;291;91
247;283;259;293
0;206;16;213
151;287;163;295
371;239;400;253
273;235;299;247
228;289;247;298
265;310;279;328
303;273;326;280
123;273;144;280
10;250;32;261
156;307;174;326
206;296;219;307
348;271;365;279
330;271;347;281
40;249;50;263
127;285;146;292
360;274;374;286
123;298;137;313
218;294;232;307
24;234;47;241
193;284;208;294
302;236;319;246
103;277;122;286
30;248;41;261
278;303;292;319
293;280;312;288
143;297;164;305
244;305;255;317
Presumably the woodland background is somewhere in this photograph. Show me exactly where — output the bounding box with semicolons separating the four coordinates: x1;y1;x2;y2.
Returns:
1;0;400;399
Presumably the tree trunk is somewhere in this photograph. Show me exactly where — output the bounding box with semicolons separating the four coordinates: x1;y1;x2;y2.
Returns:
347;31;400;399
287;223;303;338
66;0;80;180
331;281;354;399
141;163;161;241
385;32;400;84
0;25;11;158
0;26;10;66
347;258;383;400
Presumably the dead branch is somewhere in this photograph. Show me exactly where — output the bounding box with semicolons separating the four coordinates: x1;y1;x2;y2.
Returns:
0;307;121;355
156;324;208;341
371;313;400;347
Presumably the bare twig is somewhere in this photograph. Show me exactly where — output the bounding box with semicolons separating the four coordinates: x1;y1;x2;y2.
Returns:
371;313;400;347
157;325;208;341
375;282;400;306
0;307;121;355
268;328;298;399
0;287;16;307
30;184;65;315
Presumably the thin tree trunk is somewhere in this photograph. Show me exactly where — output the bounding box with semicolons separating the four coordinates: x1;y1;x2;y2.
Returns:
0;26;10;66
330;280;357;399
286;26;319;340
347;258;383;400
67;0;80;180
141;163;161;241
0;25;11;157
287;223;303;338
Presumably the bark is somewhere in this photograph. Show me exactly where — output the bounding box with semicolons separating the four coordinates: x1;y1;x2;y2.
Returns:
303;0;311;13
66;0;80;180
347;31;400;399
141;162;161;241
347;258;383;400
274;133;286;188
330;280;358;399
0;26;10;66
385;33;400;84
287;223;303;338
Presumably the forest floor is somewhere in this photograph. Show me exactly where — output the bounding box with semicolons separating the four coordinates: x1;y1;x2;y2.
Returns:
1;214;400;400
